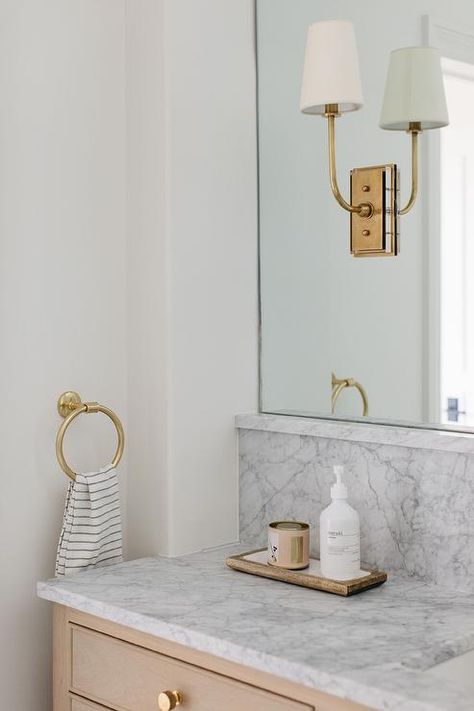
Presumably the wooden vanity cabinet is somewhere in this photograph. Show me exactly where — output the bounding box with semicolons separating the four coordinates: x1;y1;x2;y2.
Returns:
71;700;111;711
53;605;373;711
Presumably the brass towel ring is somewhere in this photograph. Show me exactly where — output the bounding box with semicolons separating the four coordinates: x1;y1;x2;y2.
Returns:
56;391;125;481
331;372;369;417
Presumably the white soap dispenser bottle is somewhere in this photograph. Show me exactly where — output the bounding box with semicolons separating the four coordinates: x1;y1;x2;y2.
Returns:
320;465;361;580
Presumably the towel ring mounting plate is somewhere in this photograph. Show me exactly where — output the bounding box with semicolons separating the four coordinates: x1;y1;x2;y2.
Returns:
56;391;125;481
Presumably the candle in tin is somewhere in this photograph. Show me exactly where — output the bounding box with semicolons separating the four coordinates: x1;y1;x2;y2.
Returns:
268;521;310;570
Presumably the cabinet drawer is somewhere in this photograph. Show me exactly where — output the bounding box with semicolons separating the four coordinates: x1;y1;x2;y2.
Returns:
71;625;312;711
71;696;112;711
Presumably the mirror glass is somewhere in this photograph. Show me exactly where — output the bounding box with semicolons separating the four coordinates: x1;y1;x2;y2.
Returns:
258;0;474;431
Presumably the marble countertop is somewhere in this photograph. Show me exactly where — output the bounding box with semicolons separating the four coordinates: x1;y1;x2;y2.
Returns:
235;413;474;454
37;545;474;711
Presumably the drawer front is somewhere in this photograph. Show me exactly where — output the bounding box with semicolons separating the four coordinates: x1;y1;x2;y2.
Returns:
71;696;112;710
71;625;312;711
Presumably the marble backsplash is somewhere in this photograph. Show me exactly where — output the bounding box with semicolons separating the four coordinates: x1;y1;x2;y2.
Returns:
238;420;474;592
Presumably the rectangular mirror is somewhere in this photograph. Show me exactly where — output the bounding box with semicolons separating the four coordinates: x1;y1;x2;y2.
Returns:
258;1;474;432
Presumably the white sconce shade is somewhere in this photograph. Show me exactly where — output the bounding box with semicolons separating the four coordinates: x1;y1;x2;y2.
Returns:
300;20;364;115
380;47;449;130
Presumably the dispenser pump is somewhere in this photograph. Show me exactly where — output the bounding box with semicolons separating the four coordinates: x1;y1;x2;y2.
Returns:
331;465;348;499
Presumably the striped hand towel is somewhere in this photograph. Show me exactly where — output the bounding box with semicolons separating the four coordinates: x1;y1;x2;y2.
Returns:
56;464;122;577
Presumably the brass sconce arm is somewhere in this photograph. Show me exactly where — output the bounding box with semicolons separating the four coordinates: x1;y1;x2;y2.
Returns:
399;124;420;215
326;107;373;218
324;111;422;256
327;109;420;219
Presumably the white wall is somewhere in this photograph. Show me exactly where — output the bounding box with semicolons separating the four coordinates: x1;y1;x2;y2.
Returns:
0;2;127;710
0;1;257;707
125;0;170;558
125;0;258;557
164;0;258;555
258;0;474;423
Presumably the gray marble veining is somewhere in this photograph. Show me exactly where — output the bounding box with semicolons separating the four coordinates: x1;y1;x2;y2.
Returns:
38;546;474;711
239;427;474;592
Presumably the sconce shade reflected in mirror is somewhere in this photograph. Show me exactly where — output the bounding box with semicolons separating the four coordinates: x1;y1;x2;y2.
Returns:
300;20;363;114
380;47;449;130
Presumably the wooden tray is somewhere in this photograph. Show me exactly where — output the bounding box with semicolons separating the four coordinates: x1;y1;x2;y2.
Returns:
226;548;387;597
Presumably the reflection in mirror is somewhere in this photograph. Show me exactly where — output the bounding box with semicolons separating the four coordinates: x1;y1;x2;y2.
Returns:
441;58;474;426
258;1;474;431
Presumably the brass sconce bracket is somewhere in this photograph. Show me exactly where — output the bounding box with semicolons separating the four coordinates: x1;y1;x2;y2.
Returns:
350;163;399;257
325;106;420;258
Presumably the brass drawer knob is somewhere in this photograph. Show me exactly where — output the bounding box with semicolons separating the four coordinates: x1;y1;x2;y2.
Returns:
158;690;182;710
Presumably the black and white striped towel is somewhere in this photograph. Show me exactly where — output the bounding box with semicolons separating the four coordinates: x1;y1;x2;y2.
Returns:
55;464;122;577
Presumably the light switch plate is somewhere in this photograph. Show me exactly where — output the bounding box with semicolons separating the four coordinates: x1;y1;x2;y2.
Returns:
350;164;399;257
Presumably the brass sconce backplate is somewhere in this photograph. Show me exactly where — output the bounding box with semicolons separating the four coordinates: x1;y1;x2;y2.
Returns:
350;164;399;257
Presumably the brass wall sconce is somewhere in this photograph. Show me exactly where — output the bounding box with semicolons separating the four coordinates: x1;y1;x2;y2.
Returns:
300;21;449;257
331;373;369;417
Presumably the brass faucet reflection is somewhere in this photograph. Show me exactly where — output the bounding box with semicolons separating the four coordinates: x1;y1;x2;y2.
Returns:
331;372;369;417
